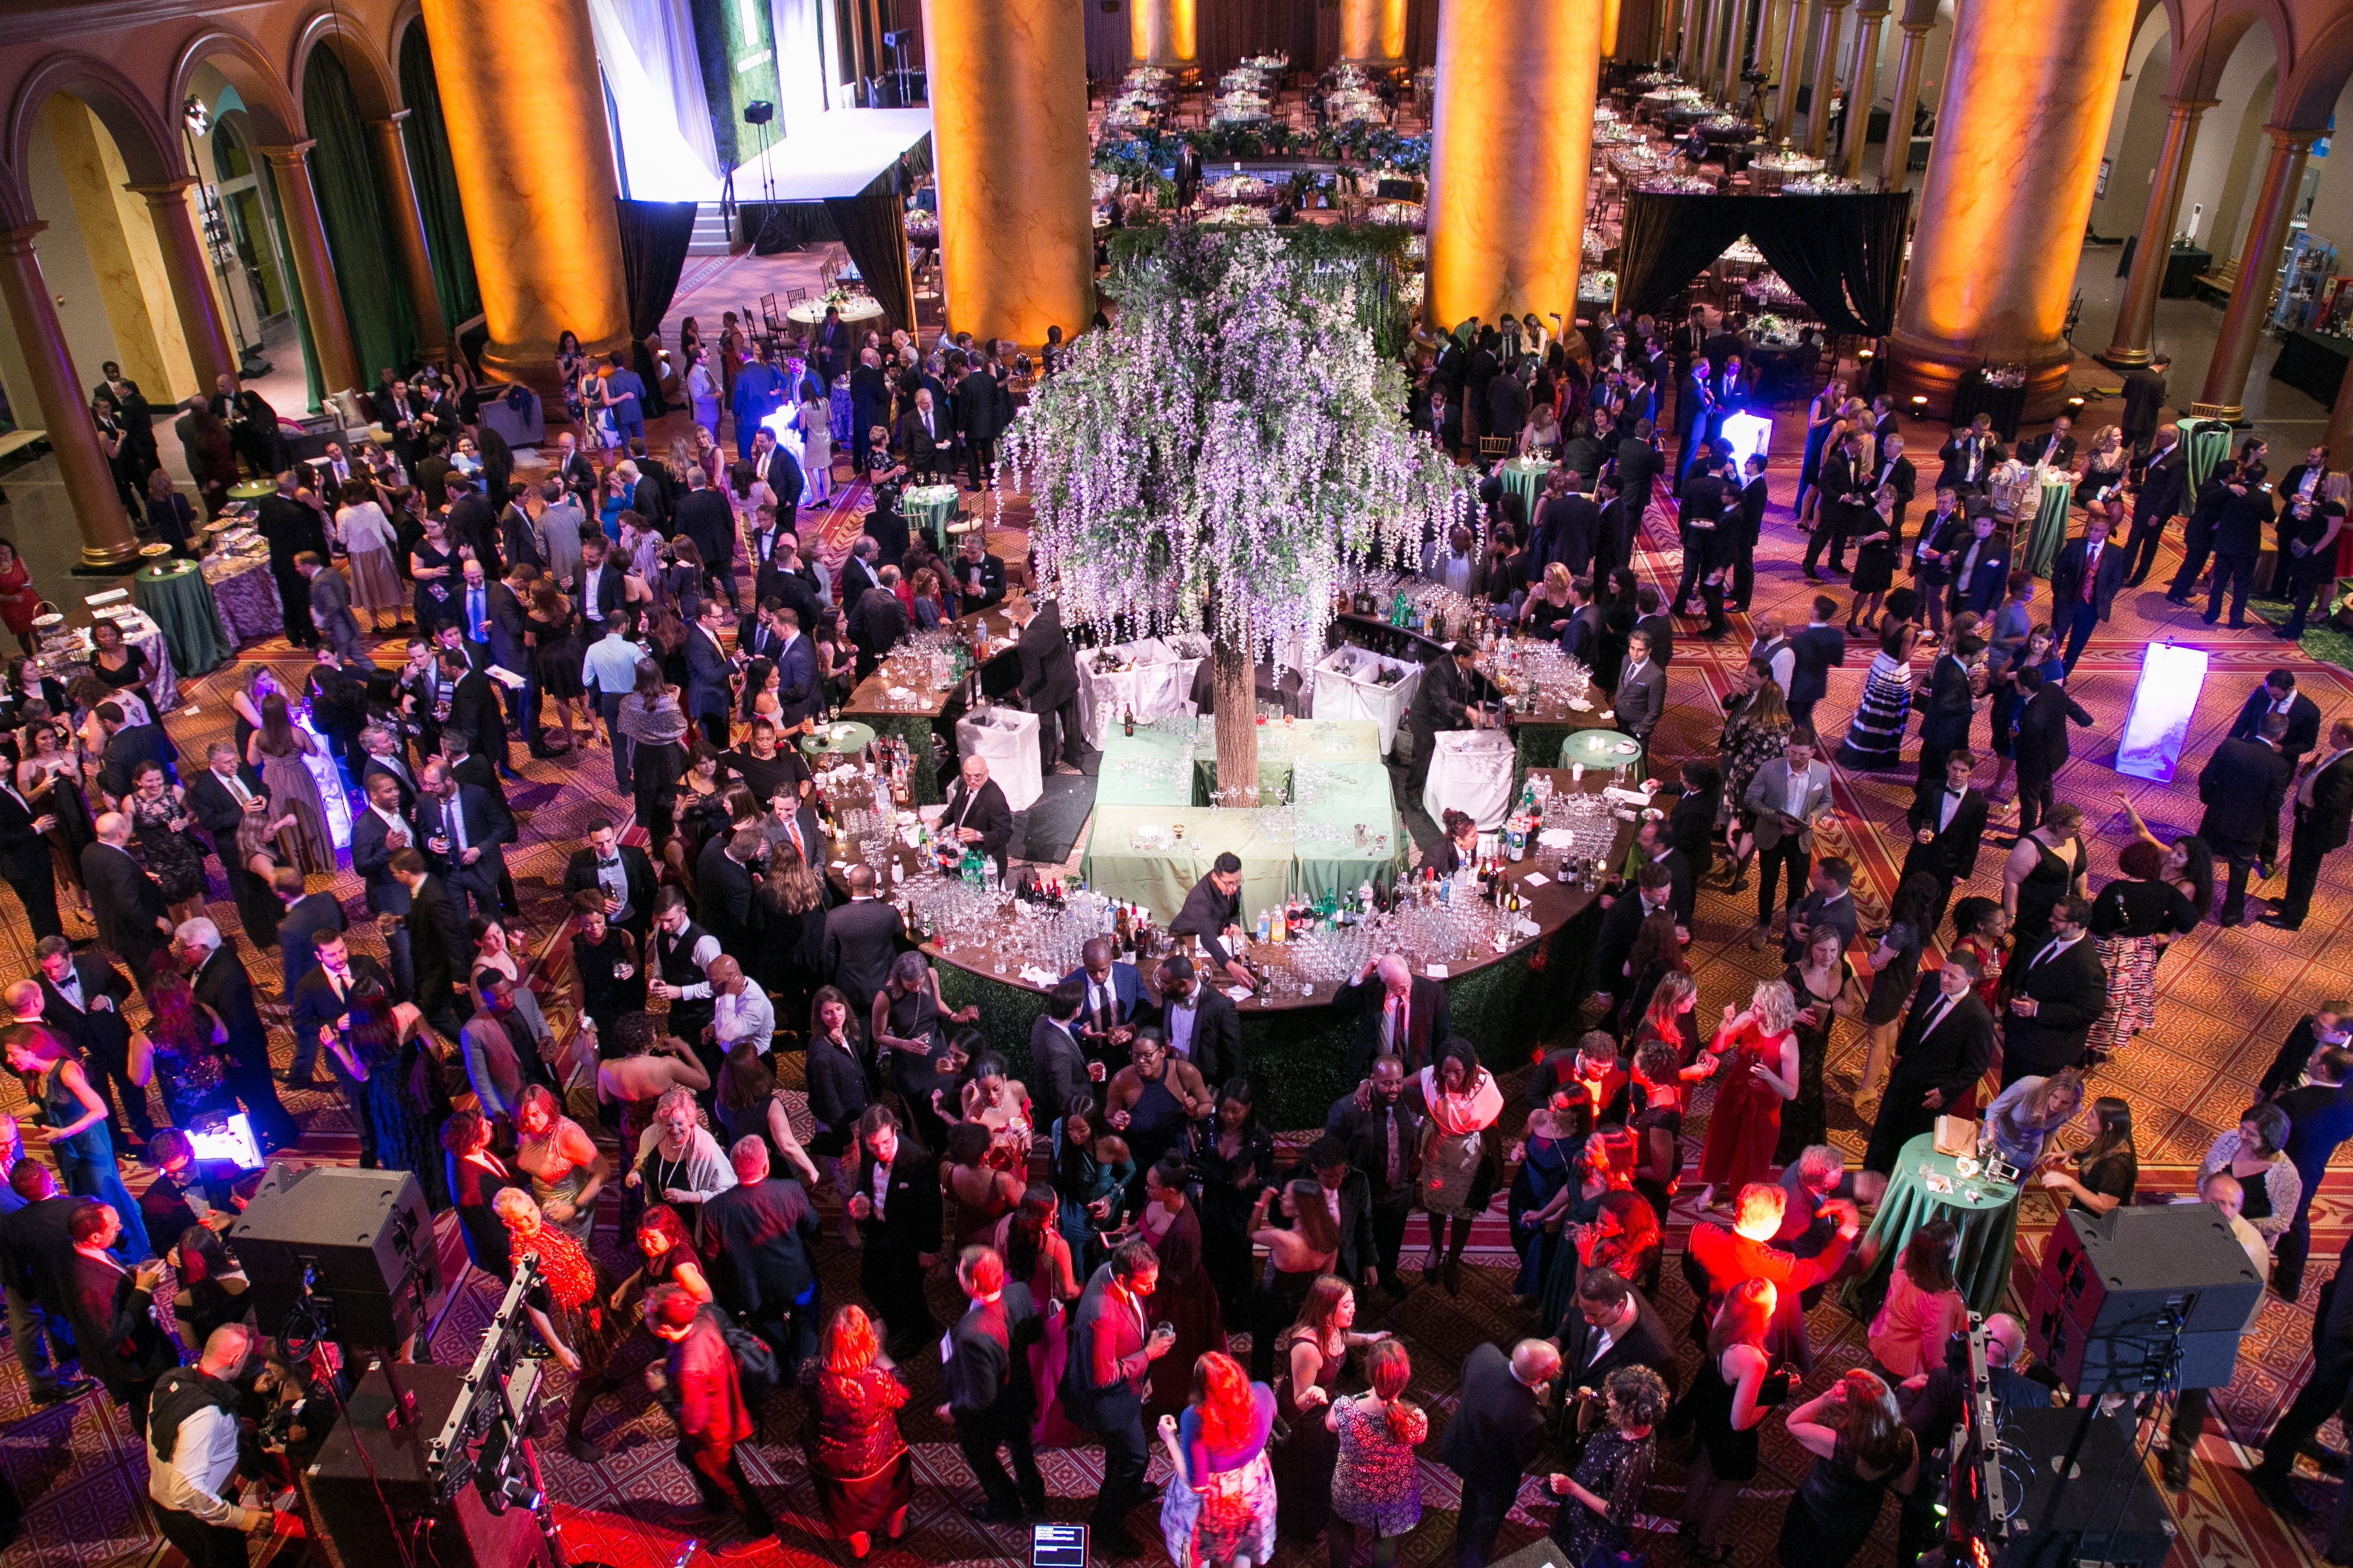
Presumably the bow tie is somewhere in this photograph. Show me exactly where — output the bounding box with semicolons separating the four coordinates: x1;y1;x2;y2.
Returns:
601;858;620;869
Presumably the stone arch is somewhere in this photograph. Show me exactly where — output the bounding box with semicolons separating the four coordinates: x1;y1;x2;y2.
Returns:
291;7;402;124
386;0;431;108
170;26;304;148
2168;0;2293;102
2277;10;2353;130
0;52;180;228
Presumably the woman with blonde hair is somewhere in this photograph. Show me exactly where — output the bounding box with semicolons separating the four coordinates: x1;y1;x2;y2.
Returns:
491;1187;624;1461
1694;979;1802;1208
1156;1350;1278;1568
335;479;403;629
801;1303;913;1557
1326;1337;1426;1568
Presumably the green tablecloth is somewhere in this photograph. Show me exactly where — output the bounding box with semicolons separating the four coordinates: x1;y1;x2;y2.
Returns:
1095;727;1200;807
2179;416;2234;493
901;485;961;554
2022;474;2074;579
1560;727;1646;782
1081;805;1291;923
1195;720;1384;804
227;480;276;502
1846;1133;2023;1319
131;560;231;676
1497;456;1552;523
800;720;877;761
1291;758;1403;899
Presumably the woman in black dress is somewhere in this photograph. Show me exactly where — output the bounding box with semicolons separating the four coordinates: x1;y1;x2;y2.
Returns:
88;618;149;697
753;845;828;1025
1778;924;1859;1165
528;581;586;751
2002;800;2089;950
1844;486;1898;634
122;758;208;924
1187;1080;1275;1311
410;515;458;628
1680;1279;1777;1565
1775;1371;1918;1568
331;981;452;1210
2038;1095;2137;1217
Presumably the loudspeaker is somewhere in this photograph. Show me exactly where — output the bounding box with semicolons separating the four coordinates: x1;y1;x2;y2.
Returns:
1993;1408;2177;1567
744;100;774;126
304;1364;553;1568
2025;1206;2259;1391
230;1165;439;1347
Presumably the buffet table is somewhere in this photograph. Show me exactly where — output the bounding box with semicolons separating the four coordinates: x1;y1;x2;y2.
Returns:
2272;326;2352;408
786;297;884;327
1420;728;1514;828
956;706;1042;811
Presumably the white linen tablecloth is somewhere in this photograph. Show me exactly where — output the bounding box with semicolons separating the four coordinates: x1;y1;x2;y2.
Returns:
1420;728;1516;829
956;706;1044;812
1310;646;1423;755
1075;637;1208;751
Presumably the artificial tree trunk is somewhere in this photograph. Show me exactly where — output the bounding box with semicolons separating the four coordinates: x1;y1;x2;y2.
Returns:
1209;635;1260;807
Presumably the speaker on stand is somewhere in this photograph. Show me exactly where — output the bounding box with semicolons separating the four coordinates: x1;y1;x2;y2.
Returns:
745;102;791;256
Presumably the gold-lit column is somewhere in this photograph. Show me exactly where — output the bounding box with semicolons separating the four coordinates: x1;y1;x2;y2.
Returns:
1720;0;1754;102
1339;0;1407;64
1679;0;1705;76
925;0;1094;347
1660;0;1685;65
1775;0;1814;142
1804;0;1850;156
2188;127;2320;422
1601;0;1623;58
1695;0;1723;93
256;145;362;398
1888;0;2136;421
368;114;452;367
1878;0;1938;193
1428;0;1603;330
125;182;236;392
1838;2;1886;178
418;0;630;407
1129;0;1196;66
0;227;138;567
2101;98;2213;367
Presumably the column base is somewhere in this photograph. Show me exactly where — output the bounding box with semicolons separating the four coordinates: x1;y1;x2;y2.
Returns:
2186;400;2245;423
73;548;138;573
1888;334;2074;425
482;330;629;425
2098;346;2153;369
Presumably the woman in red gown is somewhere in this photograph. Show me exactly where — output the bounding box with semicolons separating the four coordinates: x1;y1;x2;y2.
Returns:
1694;978;1802;1211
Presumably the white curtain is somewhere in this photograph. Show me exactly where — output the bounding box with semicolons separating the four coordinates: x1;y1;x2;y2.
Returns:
770;0;830;132
587;0;723;199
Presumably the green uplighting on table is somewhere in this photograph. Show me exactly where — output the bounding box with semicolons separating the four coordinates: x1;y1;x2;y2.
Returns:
800;721;876;758
228;480;274;501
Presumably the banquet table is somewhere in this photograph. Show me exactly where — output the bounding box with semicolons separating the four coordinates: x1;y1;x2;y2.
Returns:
2021;472;2075;579
1308;644;1422;754
1496;456;1552;524
1845;1133;2023;1318
1560;726;1646;783
2272;327;2352;408
200;552;284;647
1094;724;1201;808
900;484;961;553
955;706;1042;812
131;559;231;677
786;298;884;327
1292;761;1404;901
1420;728;1516;828
1075;637;1207;752
1739;338;1814;403
1081;804;1292;926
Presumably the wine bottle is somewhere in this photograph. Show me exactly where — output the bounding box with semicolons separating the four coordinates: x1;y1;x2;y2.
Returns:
1124;705;1135;737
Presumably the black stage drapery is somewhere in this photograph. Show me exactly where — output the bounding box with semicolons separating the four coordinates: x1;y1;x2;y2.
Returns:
823;173;918;340
615;198;698;411
1616;190;1913;336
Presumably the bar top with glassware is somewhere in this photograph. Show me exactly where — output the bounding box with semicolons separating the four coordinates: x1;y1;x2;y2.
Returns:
840;607;1020;720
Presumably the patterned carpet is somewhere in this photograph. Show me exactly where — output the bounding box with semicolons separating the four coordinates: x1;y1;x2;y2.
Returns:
6;404;2349;1568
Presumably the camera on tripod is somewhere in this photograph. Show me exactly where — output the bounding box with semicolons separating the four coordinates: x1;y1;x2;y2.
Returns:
1741;68;1769;84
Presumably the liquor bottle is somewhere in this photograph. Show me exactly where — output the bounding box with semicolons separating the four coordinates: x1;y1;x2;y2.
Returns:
1117;902;1134;950
1124;706;1135;737
1271;903;1287;944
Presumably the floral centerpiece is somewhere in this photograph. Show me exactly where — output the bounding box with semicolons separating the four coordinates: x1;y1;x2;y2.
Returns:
1578;270;1618;303
1749;312;1802;347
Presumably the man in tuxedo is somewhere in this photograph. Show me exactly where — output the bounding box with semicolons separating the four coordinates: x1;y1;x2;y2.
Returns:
847;575;909;681
572;533;629;639
941;1245;1048;1524
2120;355;2169;452
2232;670;2325;869
32;937;148;1150
683;598;736;750
562;821;656;945
1009;597;1084;775
2011;667;2096;836
1915;633;1983;785
0;763;61;941
2204;464;2275;629
2049;512;2125;674
1673;354;1716;480
1532;470;1598;579
2122;423;2187;585
2001;899;2107;1085
348;771;417;1002
676;466;742;613
1863;957;1995;1173
174;919;300;1154
391;847;475;1039
1064;1237;1176;1557
82;812;172;991
1742;731;1834;945
1147;952;1243;1087
1672;448;1727;617
185;740;278;947
1804;431;1862;579
93;702;179;805
1554;1267;1677;1405
849;1106;941;1355
1611;420;1662;522
2203;714;2297;925
1406;641;1481;798
1785;597;1846;731
1062;936;1146;1072
694;826;762;956
1440;1339;1563;1568
271;867;344;999
2166;459;2240;604
1946;509;2010;616
1727;452;1767;612
745;428;805;520
823;865;904;1012
437;648;511;780
1337;954;1451;1079
545;431;596;512
896;387;947;482
938;755;1014;881
1903;749;1989;935
415;756;511;919
1591;864;1672;1009
2268;717;2353;932
1281;1134;1379;1291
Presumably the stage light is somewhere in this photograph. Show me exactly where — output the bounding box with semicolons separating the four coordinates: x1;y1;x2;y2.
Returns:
2115;640;2210;784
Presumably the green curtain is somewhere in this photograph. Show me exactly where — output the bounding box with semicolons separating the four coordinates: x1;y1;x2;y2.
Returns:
254;143;325;414
301;49;418;380
397;26;482;329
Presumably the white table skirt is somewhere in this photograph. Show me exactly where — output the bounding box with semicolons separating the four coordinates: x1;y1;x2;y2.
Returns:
1310;646;1423;755
1421;728;1516;830
956;706;1044;812
1075;637;1207;751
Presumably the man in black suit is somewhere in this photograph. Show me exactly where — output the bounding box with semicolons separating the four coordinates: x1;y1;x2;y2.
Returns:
33;938;148;1150
1556;576;1604;666
1009;597;1084;775
1865;433;1919;552
1028;982;1092;1131
823;865;904;1013
1290;1134;1380;1290
1532;471;1600;580
1915;634;1983;785
2000;899;2109;1085
1672;449;1727;618
81;812;172;991
694;825;762;956
1440;1339;1562;1568
942;1244;1047;1523
287;932;392;1153
1673;355;1715;481
2120;355;2169;452
63;1201;176;1432
173;918;301;1154
700;1138;821;1372
2010;666;2095;837
2167;459;2240;605
0;1161;93;1406
2016;415;2076;471
437;650;511;778
1169;855;1252;991
1864;957;1996;1170
2122;423;2186;585
1336;954;1450;1079
484;563;548;757
2049;512;2126;674
745;429;805;521
2261;1006;2352;1098
1902;749;1989;935
571;533;629;638
1591;863;1672;1012
2204;465;2275;629
2233;670;2324;869
1406;641;1481;798
390;848;474;1039
896;387;947;482
1785;596;1846;732
1149;953;1243;1087
348;771;417;1002
1948;509;2012;616
1909;487;1966;640
848;1106;940;1354
1933;418;2003;494
846;577;909;680
253;471;325;647
93;703;178;805
271;867;344;999
2268;717;2353;932
1611;421;1662;520
2203;714;2297;926
0;765;61;941
675;466;741;613
562;821;656;944
415;757;511;919
938;755;1014;882
1553;1267;1677;1409
183;741;274;948
1804;431;1862;578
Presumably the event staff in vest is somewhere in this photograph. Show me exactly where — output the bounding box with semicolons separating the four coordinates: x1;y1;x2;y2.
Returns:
646;888;723;1080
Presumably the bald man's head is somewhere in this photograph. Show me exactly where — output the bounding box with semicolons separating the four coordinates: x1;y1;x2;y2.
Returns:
1510;1339;1562;1387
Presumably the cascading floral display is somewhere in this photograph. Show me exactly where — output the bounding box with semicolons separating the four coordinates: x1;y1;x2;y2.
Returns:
1001;228;1472;725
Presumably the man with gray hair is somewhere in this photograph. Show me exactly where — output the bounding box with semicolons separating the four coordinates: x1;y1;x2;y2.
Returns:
534;480;585;585
82;811;172;991
1440;1337;1563;1568
171;918;290;1151
699;1134;821;1372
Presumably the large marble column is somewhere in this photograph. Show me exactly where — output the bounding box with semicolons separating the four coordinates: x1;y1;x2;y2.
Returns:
0;227;138;568
1838;2;1888;179
418;0;630;405
1804;0;1851;156
368;113;452;366
125;181;236;393
1601;0;1624;58
1717;0;1748;100
2100;98;2213;368
1695;0;1724;93
1429;0;1603;329
256;145;363;398
1338;0;1407;65
1130;0;1196;67
925;0;1094;347
1660;0;1686;65
1878;0;1939;193
2189;127;2319;422
1774;0;1815;142
1888;0;2136;421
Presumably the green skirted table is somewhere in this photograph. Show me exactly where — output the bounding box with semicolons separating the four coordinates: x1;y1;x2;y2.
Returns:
1094;726;1199;807
901;484;961;554
1496;456;1553;523
1560;726;1646;783
1194;719;1384;805
130;559;231;676
1845;1133;2023;1320
800;720;877;764
1081;805;1292;923
227;479;276;503
2178;415;2235;493
1292;758;1404;899
2021;473;2074;579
